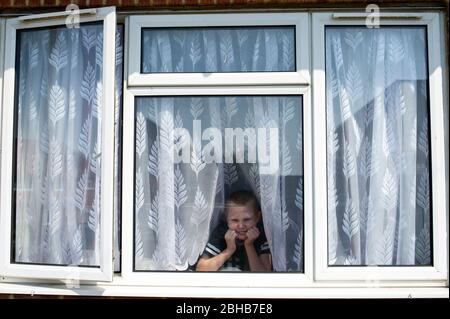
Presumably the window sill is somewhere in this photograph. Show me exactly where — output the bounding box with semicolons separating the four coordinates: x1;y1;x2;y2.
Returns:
0;282;448;298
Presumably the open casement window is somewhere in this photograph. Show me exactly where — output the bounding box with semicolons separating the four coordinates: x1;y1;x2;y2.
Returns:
0;7;116;281
312;12;448;282
127;13;309;86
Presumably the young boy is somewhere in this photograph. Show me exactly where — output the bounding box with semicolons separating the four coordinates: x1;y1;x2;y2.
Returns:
196;191;272;272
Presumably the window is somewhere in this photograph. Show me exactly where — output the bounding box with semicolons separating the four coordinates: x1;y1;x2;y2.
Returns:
127;13;309;86
312;12;447;281
0;7;116;281
121;13;312;286
141;26;296;73
326;26;431;267
122;88;312;287
0;8;447;298
132;95;304;272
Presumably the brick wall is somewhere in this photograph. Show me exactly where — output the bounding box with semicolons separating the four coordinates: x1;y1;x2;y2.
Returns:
0;0;448;11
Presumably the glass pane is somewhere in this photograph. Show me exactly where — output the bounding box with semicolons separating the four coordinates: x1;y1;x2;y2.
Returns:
13;24;104;266
134;96;303;272
114;25;124;272
325;26;432;266
141;27;295;73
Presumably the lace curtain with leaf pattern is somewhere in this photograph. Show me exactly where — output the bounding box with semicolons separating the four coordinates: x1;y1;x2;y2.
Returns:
141;27;295;73
135;96;304;272
326;27;432;266
135;27;302;272
14;24;123;267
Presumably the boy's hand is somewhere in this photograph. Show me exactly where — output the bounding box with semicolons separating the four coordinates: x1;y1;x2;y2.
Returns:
244;227;260;246
224;229;237;254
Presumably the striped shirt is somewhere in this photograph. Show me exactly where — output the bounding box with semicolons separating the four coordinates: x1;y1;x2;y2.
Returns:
201;219;270;271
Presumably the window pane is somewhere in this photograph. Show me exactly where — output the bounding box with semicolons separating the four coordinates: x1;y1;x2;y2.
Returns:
14;24;104;266
141;27;295;73
134;96;303;272
326;27;432;266
114;25;124;272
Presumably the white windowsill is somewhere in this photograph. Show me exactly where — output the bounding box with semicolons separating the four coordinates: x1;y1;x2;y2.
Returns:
0;282;448;298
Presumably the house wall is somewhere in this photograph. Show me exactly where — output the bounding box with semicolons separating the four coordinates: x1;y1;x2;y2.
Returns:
0;0;448;11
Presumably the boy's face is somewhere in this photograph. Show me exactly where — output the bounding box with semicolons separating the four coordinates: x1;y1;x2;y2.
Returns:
226;204;260;241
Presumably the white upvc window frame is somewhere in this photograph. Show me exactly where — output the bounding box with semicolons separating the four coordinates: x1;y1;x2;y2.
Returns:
121;12;314;288
127;13;309;87
121;86;313;287
312;12;448;283
0;6;117;282
0;9;447;298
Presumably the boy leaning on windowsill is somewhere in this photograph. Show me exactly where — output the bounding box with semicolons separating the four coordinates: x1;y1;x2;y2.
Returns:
196;190;272;272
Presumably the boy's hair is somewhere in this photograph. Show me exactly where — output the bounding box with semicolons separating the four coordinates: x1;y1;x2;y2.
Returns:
225;191;261;216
